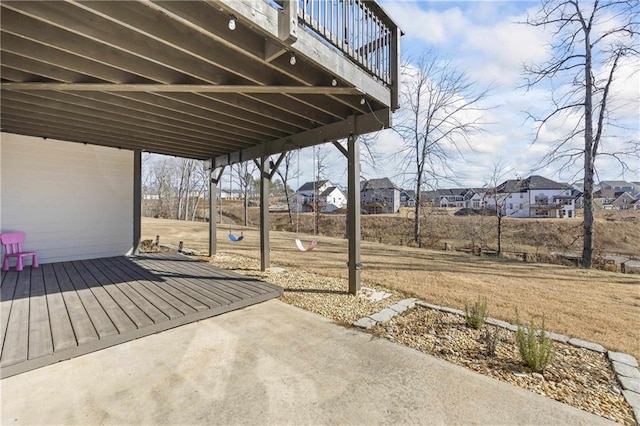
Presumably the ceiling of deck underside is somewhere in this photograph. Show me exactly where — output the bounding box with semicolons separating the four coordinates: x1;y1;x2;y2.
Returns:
0;0;387;160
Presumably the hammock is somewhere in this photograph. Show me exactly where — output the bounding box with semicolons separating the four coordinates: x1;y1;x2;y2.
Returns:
228;232;244;242
295;238;317;252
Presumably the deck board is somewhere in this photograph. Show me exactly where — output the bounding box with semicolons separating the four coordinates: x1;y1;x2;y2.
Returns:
52;263;99;346
0;253;282;378
110;256;196;317
42;263;77;353
27;266;53;359
62;262;119;339
1;269;31;367
94;257;171;324
85;259;155;329
139;254;260;301
104;257;183;320
0;270;19;357
132;257;228;308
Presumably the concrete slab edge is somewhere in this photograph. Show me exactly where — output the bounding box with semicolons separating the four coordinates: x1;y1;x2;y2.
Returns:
352;298;640;425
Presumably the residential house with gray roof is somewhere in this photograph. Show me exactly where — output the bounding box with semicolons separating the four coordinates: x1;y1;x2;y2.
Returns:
486;175;579;218
360;177;400;214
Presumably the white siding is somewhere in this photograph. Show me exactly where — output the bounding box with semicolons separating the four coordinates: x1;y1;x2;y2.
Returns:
1;133;133;263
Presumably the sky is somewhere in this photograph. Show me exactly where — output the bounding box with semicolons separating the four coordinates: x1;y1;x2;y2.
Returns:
293;0;640;191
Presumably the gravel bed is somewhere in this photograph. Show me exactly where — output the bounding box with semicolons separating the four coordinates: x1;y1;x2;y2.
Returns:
372;308;635;425
205;253;404;325
203;252;635;425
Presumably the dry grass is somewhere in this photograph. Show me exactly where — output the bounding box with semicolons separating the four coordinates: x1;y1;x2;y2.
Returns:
142;217;640;360
221;202;640;257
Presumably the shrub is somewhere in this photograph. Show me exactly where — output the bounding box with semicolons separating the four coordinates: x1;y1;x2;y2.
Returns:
464;296;488;329
515;310;554;372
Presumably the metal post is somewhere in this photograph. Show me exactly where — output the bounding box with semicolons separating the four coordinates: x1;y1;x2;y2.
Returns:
347;135;361;294
209;166;218;257
260;157;270;271
131;150;142;255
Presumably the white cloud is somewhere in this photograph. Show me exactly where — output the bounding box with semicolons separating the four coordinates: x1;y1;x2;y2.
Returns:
384;3;468;45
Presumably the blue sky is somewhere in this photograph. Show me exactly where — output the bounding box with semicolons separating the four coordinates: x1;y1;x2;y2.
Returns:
294;0;640;190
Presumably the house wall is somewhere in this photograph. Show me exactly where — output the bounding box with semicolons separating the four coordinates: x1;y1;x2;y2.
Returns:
1;133;133;263
503;192;529;217
324;188;346;211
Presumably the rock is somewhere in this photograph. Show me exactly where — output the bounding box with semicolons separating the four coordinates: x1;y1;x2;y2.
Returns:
532;373;544;380
389;303;409;314
567;337;606;353
352;317;377;329
396;298;418;309
608;351;639;368
512;371;528;378
546;331;570;343
612;361;640;379
439;306;464;316
369;308;397;323
416;301;442;310
622;389;639;409
618;376;640;393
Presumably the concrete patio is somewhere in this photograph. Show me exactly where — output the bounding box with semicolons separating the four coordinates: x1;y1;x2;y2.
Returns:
1;300;612;425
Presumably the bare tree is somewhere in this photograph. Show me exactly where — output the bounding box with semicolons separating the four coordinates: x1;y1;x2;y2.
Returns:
523;0;639;268
313;145;328;234
394;50;492;245
483;160;513;257
273;151;298;225
234;161;256;226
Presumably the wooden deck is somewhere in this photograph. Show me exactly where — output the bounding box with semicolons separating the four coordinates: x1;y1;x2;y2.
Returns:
0;253;282;378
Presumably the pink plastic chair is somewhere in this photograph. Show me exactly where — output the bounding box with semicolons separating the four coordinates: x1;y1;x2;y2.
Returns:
1;232;38;272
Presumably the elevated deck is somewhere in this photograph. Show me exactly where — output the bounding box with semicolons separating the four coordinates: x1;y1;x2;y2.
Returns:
0;253;282;378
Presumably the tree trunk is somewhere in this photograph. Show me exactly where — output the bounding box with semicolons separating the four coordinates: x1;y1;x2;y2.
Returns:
497;213;502;257
244;193;249;226
284;190;293;225
414;175;422;246
581;26;594;269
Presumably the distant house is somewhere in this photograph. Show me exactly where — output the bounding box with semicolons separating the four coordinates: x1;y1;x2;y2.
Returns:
436;188;484;209
593;189;616;209
294;180;346;213
485;175;579;218
319;185;347;212
400;189;416;207
611;192;636;210
360;178;401;214
599;180;640;196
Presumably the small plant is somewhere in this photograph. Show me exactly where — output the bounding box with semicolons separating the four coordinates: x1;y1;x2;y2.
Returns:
464;296;488;329
484;324;500;357
515;310;554;372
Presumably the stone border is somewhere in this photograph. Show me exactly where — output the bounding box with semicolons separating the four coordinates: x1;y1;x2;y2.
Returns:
353;298;640;424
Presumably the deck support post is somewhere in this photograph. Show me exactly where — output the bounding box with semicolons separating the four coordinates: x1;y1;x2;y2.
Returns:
131;150;142;255
347;135;361;294
209;166;225;257
259;156;270;271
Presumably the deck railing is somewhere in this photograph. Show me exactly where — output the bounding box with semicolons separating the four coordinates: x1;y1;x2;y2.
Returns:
296;0;396;86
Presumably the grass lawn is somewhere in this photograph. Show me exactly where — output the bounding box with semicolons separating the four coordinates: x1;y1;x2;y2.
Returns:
142;217;640;360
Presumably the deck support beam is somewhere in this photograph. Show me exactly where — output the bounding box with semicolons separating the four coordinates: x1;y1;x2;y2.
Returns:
259;157;270;271
347;135;361;295
131;150;142;256
209;166;225;257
